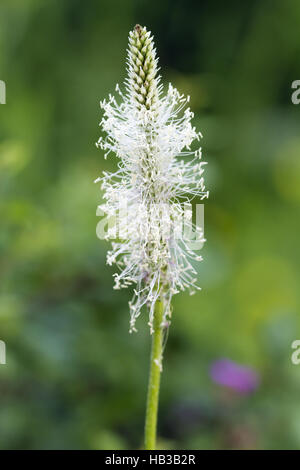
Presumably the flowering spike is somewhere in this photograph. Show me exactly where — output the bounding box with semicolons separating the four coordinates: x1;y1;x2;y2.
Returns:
96;25;208;332
126;25;159;111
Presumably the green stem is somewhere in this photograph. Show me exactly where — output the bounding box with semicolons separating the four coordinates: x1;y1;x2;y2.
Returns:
144;298;164;450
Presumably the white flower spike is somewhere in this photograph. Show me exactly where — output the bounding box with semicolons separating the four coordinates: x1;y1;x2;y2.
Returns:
96;25;208;333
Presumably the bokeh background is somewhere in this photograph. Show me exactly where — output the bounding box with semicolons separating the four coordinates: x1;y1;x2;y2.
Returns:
1;0;300;450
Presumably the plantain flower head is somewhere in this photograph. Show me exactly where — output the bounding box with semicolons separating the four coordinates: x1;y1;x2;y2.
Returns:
96;25;208;333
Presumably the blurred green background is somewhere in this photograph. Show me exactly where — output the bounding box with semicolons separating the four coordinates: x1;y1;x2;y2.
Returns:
1;0;300;450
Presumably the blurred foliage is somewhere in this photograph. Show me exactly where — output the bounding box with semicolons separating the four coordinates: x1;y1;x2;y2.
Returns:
0;0;300;450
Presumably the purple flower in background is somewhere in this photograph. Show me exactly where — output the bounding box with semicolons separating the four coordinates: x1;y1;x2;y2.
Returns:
210;359;259;394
